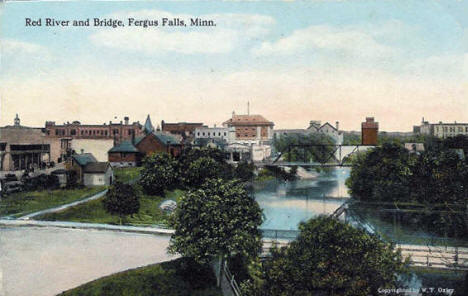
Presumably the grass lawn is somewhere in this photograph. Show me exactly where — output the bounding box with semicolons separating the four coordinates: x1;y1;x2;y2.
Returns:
37;188;185;226
58;258;223;296
114;167;143;183
0;186;106;218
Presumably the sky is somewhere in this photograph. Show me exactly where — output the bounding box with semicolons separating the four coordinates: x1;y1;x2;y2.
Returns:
1;0;467;131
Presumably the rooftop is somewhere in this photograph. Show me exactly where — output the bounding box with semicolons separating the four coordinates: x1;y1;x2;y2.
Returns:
72;153;97;166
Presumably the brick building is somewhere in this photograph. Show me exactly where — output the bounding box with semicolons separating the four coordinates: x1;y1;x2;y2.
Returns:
108;132;181;167
44;116;144;160
361;117;379;145
161;120;205;139
223;112;274;143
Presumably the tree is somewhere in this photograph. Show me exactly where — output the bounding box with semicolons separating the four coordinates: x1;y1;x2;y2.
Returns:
346;143;414;202
103;181;140;225
139;153;180;196
253;216;407;296
183;157;225;188
169;178;263;287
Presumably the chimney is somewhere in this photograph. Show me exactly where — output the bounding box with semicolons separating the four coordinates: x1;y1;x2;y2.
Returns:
336;121;339;131
80;149;84;154
124;116;129;125
131;130;135;145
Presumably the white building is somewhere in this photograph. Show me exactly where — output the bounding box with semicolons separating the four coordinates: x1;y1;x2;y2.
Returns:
194;126;235;143
416;118;468;139
307;121;343;145
83;162;113;186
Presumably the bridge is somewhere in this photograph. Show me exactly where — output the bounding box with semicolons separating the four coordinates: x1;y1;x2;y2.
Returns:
262;144;375;167
260;204;468;271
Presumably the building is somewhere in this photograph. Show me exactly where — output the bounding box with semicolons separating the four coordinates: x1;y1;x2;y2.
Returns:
0;114;61;171
306;121;343;145
222;112;274;144
361;117;379;145
108;132;181;167
45;116;144;159
68;153;113;186
404;143;425;153
161;120;205;140
415;118;468;139
82;162;113;186
273;120;343;145
194;126;235;143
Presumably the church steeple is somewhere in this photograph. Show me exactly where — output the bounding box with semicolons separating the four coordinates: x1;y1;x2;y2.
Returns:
143;114;154;134
14;114;20;127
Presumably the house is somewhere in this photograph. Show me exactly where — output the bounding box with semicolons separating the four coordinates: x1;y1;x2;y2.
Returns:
68;153;113;186
83;162;113;186
306;121;343;145
108;132;182;167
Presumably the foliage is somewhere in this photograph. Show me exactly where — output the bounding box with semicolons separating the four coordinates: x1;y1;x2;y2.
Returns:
183;157;225;188
346;143;414;202
58;257;222;296
274;133;336;163
39;188;185;227
114;167;142;184
234;161;256;182
103;181;140;223
346;142;468;238
169;178;263;264
245;216;407;296
66;170;80;189
342;132;361;145
22;174;60;191
139;153;180;196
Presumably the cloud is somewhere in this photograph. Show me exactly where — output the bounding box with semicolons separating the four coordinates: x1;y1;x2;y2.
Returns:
252;24;398;58
90;10;275;54
2;39;50;56
1;39;53;77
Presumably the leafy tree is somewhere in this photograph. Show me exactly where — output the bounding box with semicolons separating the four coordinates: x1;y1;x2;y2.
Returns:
169;178;263;287
249;216;407;296
234;161;255;182
346;143;414;202
274;133;336;163
183;157;225;188
103;181;140;224
139;153;180;196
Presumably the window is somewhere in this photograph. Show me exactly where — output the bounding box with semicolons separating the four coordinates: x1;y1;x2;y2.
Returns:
128;130;132;135
444;127;448;132
81;131;84;135
105;131;108;136
224;132;227;136
458;127;463;132
202;132;205;136
208;132;210;136
55;130;59;135
197;132;200;136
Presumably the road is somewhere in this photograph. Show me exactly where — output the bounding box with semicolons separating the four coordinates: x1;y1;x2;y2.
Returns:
0;226;177;296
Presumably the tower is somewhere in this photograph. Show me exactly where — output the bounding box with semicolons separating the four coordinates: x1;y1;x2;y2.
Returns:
14;114;20;127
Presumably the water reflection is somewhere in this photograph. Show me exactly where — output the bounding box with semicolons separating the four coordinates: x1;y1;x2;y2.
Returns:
255;167;350;230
